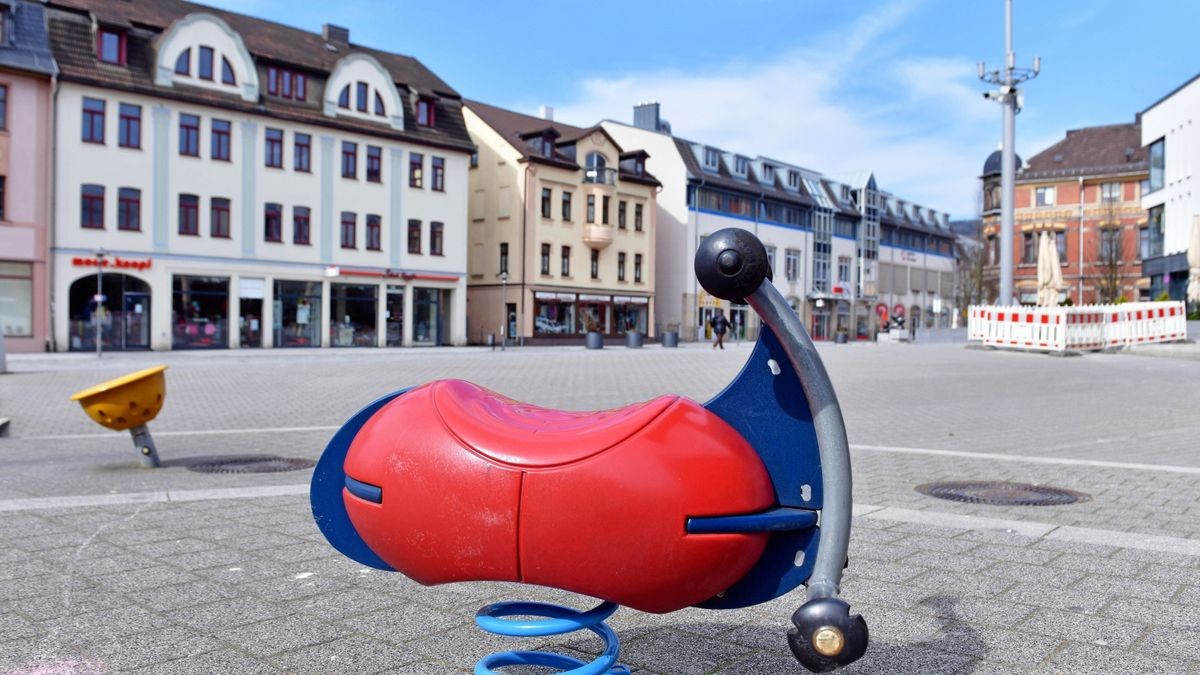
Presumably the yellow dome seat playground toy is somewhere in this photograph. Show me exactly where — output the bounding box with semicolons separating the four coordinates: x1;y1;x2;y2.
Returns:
70;365;167;467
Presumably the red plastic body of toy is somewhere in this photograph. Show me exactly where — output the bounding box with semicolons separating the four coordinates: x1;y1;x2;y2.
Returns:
341;379;775;614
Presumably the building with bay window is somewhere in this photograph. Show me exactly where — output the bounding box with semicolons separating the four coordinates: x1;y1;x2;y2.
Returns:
1140;75;1200;301
463;101;659;343
46;0;472;351
604;103;956;341
0;0;56;352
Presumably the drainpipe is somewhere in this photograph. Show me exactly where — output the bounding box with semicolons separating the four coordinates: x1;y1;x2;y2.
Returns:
690;169;708;340
48;72;60;352
520;163;532;346
1078;176;1084;304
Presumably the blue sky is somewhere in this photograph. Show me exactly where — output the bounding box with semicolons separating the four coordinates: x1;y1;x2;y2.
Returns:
211;0;1200;218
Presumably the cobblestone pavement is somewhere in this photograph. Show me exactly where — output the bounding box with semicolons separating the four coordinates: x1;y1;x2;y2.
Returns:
1;341;1199;674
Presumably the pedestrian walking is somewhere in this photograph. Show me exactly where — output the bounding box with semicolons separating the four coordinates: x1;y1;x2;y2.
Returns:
710;309;729;350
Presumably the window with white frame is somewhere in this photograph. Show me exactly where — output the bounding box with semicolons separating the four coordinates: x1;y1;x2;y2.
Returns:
1035;186;1056;206
785;248;800;282
1101;182;1121;202
703;147;719;169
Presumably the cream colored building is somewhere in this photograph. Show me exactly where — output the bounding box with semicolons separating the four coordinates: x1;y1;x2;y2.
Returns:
463;101;659;343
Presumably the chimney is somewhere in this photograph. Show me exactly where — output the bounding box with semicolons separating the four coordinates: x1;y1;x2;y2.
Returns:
633;101;660;131
539;105;554;121
322;24;350;43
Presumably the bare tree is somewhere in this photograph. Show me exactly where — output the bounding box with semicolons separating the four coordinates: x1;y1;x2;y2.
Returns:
955;224;991;322
1092;200;1125;303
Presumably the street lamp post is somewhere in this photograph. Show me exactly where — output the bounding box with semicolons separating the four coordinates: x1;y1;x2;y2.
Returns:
95;248;107;358
979;0;1039;306
499;271;508;351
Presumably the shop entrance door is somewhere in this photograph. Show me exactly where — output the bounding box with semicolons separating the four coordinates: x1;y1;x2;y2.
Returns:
386;286;404;347
413;287;439;346
123;292;151;350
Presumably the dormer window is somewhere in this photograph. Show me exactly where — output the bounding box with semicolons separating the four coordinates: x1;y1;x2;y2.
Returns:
221;57;236;85
198;46;214;80
703;147;719;169
417;97;436;127
267;67;306;100
762;165;775;182
356;82;369;112
97;28;125;65
374;91;385;117
788;170;800;189
840;185;851;202
174;49;190;75
337;84;350;108
734;156;748;175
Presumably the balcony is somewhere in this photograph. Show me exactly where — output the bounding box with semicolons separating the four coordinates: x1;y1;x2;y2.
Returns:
583;224;613;249
583;167;618;185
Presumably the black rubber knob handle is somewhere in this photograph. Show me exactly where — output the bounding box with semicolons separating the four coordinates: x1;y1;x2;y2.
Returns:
694;228;772;303
787;598;869;673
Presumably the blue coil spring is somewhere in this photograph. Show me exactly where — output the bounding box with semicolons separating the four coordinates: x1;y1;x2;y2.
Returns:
474;599;630;675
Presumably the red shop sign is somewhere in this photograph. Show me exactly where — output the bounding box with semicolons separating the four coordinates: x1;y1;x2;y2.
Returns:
874;302;888;316
892;304;906;317
72;256;153;272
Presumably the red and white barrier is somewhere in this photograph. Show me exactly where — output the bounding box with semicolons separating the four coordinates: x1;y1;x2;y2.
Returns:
967;301;1186;352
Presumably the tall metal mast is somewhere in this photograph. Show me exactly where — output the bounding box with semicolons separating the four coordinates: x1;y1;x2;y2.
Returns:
979;0;1039;305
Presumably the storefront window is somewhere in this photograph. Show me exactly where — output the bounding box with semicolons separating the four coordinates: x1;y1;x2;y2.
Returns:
172;276;229;349
330;283;378;347
613;300;648;334
0;262;33;337
578;300;608;333
68;273;151;351
239;277;264;348
274;280;322;347
386;286;404;347
413;287;441;345
534;295;575;334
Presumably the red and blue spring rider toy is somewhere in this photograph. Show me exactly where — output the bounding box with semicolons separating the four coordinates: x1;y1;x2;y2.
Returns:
312;229;869;673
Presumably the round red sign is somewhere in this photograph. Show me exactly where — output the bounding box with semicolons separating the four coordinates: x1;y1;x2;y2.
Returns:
892;304;906;317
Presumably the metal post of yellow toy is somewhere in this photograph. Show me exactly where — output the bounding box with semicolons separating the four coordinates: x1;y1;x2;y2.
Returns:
70;365;168;468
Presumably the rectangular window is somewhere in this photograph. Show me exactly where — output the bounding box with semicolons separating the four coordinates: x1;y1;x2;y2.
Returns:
410;153;424;188
1056;230;1067;260
179;114;199;156
618;201;627;229
618;252;626;281
1100;228;1121;260
264;202;282;242
417;98;435;126
81;184;104;228
1022;232;1036;263
356;82;369;112
198;46;214;80
785;249;800;281
118;103;141;148
765;246;777;277
266;66;306;100
178;194;199;235
82;98;105;143
602;196;611;225
117;187;140;231
499;242;509;274
430;221;444;255
211;119;231;161
366;214;382;251
293;207;311;245
561;246;571;276
587;195;596;223
265;128;283;168
0;85;7;131
210;197;230;238
703;147;719;169
294;133;311;172
408;220;421;253
837;255;850;283
97;29;124;65
541;188;552;218
1035;186;1056;206
634;204;643;231
1101;182;1121;202
340;211;356;249
562;192;573;220
1148;138;1165;193
342;141;357;179
366;146;382;182
1143;205;1164;259
590;249;600;279
541;243;551;275
432;157;445;191
0;260;33;337
634;254;643;283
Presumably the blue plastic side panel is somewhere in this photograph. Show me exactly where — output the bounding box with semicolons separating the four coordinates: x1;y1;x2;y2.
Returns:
310;389;409;571
700;327;823;609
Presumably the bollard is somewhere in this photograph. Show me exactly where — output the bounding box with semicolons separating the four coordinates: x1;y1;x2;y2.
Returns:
625;331;644;349
661;331;679;348
585;332;604;349
70;365;168;467
487;333;495;351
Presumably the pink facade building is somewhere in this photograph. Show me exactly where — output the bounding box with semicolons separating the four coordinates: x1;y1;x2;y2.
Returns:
0;0;57;352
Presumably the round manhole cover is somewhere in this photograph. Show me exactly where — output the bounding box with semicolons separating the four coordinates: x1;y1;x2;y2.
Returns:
186;456;316;474
915;481;1090;506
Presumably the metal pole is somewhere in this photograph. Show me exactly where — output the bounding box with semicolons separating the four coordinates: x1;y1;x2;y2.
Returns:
500;273;507;351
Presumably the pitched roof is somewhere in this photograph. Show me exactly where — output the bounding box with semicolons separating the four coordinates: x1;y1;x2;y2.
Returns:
1019;121;1148;181
671;138;816;208
0;0;58;76
44;0;474;153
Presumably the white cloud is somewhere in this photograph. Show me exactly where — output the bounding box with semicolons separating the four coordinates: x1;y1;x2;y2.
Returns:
548;0;1004;218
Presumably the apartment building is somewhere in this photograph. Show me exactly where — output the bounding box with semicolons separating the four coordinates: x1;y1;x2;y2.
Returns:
463;101;658;343
45;0;473;351
980;121;1148;305
0;0;56;352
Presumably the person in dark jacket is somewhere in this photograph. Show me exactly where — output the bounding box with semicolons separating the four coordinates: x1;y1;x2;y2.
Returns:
710;309;730;350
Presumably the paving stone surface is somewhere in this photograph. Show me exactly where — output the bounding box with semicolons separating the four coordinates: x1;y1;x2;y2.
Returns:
1;340;1198;673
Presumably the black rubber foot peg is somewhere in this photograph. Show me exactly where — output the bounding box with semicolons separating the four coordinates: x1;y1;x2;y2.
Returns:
787;597;869;673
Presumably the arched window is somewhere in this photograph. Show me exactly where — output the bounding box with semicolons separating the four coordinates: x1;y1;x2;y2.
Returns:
221;56;236;85
338;85;350;109
374;91;385;117
174;48;190;75
585;152;609;183
586;152;606;172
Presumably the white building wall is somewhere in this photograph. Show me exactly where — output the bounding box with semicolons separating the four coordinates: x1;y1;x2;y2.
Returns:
53;82;468;350
1141;78;1200;256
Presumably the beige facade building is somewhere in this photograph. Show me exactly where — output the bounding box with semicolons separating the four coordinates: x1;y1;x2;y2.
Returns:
463;101;659;343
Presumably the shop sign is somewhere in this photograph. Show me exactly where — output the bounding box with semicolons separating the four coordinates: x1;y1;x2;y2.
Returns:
874;302;888;316
892;304;906;317
72;256;152;271
534;291;558;300
697;290;720;308
614;296;649;305
556;293;576;301
579;294;610;302
899;250;918;263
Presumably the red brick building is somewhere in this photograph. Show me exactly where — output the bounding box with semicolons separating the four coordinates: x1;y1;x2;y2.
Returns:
982;120;1149;305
